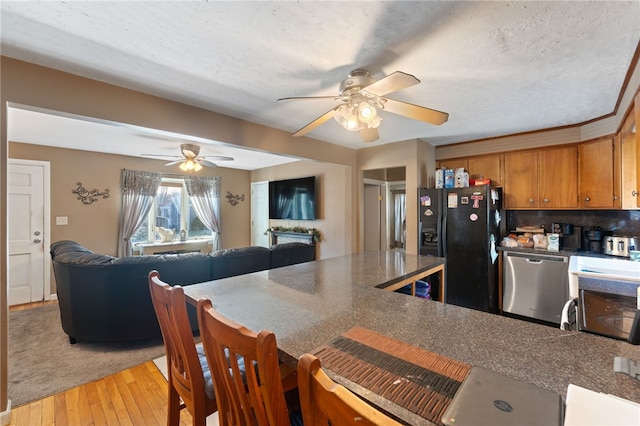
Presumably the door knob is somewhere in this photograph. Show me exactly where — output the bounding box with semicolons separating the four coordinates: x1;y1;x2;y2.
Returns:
633;190;639;197
34;238;41;243
34;231;41;236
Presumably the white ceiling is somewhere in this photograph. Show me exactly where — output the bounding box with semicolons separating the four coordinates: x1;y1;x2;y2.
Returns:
1;1;639;165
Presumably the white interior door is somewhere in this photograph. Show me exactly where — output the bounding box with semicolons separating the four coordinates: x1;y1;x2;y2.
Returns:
364;183;383;251
251;181;269;247
8;160;50;305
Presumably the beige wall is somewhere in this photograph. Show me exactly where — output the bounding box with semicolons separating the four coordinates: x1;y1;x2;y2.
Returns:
9;142;252;290
357;139;437;255
252;160;353;259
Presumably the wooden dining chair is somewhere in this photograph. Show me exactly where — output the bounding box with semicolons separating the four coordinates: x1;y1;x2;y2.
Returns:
148;271;217;426
196;298;298;426
297;353;403;426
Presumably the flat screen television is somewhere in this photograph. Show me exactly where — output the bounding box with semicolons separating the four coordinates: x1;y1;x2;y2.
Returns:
269;176;316;220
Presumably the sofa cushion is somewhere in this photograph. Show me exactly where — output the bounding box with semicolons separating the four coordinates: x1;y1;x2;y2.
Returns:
270;242;316;268
211;246;271;279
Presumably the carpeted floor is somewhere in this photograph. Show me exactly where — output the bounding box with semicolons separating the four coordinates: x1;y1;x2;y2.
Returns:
8;303;165;407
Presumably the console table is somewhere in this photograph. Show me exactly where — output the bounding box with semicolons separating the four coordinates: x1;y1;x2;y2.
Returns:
269;230;314;245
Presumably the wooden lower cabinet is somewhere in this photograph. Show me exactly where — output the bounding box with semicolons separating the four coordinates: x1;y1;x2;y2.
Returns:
579;138;616;208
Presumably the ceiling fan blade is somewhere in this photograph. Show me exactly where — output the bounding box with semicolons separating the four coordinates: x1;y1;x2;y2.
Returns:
361;71;420;97
141;154;180;158
165;159;183;166
203;155;234;161
360;127;379;143
197;159;218;168
292;106;340;137
382;98;449;125
278;95;340;101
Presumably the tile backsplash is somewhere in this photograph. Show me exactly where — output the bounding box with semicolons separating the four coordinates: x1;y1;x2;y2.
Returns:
506;210;640;237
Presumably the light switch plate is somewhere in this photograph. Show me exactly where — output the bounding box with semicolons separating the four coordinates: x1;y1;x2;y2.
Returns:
56;216;68;225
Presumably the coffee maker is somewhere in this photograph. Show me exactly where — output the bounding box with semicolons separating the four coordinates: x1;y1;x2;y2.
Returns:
584;227;603;253
561;224;583;251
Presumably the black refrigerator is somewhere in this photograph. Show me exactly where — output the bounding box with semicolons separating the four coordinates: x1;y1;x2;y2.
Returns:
418;186;503;313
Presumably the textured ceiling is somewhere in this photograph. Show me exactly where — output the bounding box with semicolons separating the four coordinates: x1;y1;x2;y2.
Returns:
1;1;639;158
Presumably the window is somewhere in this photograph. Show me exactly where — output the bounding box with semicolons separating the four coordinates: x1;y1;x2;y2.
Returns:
130;178;211;244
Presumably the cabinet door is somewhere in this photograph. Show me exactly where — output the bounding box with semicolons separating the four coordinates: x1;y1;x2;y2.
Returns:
538;146;578;208
620;113;637;209
504;151;538;208
635;92;640;208
580;138;615;208
438;158;469;172
468;154;502;186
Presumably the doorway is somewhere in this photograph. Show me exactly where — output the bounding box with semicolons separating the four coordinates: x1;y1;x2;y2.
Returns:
7;159;51;305
250;181;269;247
363;167;406;251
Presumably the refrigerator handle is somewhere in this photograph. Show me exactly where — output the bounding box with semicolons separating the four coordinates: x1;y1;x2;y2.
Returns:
441;205;447;258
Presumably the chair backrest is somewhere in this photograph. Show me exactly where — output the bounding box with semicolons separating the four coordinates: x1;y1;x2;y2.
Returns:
197;298;290;426
148;270;208;415
297;353;403;426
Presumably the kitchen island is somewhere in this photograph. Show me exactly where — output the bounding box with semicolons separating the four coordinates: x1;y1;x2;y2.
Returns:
182;251;640;424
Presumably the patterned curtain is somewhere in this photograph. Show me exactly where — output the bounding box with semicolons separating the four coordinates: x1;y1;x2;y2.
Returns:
117;169;162;257
185;176;221;250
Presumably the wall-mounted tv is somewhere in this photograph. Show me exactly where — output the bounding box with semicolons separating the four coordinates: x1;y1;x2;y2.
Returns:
269;176;317;220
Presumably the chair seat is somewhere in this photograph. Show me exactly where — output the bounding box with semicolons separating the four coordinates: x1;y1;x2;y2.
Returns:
195;343;215;400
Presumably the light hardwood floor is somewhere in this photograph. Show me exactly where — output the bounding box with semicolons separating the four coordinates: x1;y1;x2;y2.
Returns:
8;302;197;425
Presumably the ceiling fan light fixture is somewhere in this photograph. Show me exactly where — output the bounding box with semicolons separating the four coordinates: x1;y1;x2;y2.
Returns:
179;158;201;172
357;101;376;123
335;99;381;132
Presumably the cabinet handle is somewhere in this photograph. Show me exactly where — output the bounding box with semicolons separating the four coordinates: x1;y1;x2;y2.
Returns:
584;197;591;202
633;190;639;197
613;195;619;200
528;198;534;203
543;198;549;203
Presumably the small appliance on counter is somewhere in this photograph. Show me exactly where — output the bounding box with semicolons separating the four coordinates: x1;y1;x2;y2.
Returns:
561;224;583;252
583;227;603;253
603;235;639;258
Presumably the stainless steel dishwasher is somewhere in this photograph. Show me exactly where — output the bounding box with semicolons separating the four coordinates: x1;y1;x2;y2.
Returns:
503;251;569;324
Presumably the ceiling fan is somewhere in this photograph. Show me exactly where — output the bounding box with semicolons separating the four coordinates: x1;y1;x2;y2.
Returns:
278;69;449;143
142;143;233;172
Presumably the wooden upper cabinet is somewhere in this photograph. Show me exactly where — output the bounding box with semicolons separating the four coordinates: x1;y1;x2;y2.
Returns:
437;158;469;172
503;147;577;209
619;108;636;209
538;146;578;209
468;155;502;186
579;138;615;208
504;151;538;208
635;91;640;208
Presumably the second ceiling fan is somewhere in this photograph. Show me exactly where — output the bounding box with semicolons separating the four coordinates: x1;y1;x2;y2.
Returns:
142;143;233;172
278;69;449;143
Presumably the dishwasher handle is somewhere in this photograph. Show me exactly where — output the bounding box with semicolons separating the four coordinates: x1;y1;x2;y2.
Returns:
526;258;543;264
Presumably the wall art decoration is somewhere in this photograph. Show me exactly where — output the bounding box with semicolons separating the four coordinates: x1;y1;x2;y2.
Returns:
72;182;110;205
226;191;245;206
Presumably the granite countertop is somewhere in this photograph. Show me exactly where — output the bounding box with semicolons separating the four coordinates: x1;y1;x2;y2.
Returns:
183;251;640;423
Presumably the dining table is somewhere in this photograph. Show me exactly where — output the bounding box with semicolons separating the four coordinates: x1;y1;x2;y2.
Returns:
182;251;640;425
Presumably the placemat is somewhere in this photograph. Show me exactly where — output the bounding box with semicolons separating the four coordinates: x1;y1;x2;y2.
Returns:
311;326;471;425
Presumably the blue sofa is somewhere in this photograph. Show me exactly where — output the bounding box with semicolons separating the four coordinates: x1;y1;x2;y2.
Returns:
50;240;315;343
